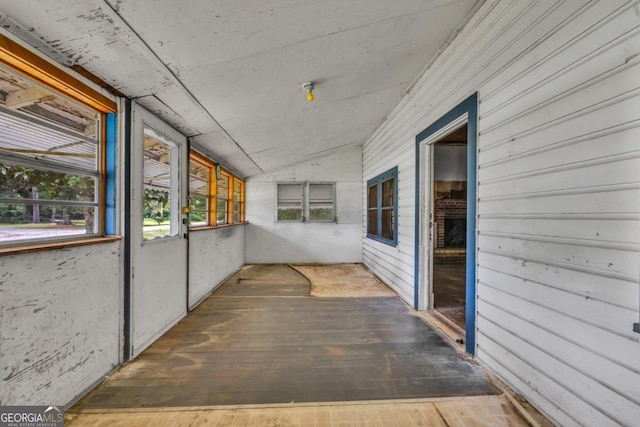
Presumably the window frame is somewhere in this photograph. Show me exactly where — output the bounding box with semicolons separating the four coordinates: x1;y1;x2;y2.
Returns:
0;34;117;249
276;181;336;223
366;166;398;246
276;182;304;222
188;151;245;228
306;182;336;223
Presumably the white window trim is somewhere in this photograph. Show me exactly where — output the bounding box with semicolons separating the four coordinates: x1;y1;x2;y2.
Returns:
276;181;336;223
306;181;336;223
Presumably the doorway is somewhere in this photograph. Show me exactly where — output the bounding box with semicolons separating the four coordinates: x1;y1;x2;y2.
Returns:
432;126;467;331
128;102;189;358
415;93;477;355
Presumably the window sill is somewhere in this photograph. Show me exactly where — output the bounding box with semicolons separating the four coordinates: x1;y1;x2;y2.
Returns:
189;222;249;231
0;235;122;257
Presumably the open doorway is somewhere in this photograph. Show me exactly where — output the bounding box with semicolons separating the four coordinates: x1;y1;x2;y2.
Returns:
415;93;477;355
432;125;467;331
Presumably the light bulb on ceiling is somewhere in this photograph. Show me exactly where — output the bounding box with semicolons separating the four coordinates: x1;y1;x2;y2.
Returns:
303;82;314;102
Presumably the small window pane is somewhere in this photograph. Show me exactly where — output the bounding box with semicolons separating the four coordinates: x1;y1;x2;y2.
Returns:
368;185;377;208
233;181;242;223
189;159;210;226
142;128;177;240
277;183;303;221
309;183;334;222
382;179;394;208
216;199;227;224
367;209;377;235
381;208;394;240
217;174;229;224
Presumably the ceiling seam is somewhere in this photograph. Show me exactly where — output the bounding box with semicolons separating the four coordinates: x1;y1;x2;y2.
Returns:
99;0;263;173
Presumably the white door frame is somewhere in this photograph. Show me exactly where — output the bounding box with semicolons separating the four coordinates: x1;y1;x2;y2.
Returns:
417;114;468;311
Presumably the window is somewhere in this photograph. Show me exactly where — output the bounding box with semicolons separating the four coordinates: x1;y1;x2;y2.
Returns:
0;38;117;246
189;157;211;226
276;182;335;222
277;183;303;221
142;127;179;240
308;183;335;222
233;180;244;223
216;172;229;224
367;167;398;245
188;152;244;227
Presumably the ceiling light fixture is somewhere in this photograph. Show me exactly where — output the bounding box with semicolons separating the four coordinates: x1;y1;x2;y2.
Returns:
303;82;314;102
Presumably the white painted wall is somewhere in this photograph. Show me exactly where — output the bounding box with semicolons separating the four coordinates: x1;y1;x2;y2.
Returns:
0;242;121;406
189;225;245;308
362;1;640;425
245;146;362;264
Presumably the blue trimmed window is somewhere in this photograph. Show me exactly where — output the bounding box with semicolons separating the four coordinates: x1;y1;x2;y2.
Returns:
367;166;398;246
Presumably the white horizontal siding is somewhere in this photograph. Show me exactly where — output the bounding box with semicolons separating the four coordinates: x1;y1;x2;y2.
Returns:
362;0;640;425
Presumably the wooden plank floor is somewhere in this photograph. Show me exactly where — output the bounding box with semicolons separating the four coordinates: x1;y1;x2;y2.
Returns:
71;265;498;411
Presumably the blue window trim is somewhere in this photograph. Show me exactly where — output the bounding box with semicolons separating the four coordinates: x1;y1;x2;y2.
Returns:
366;166;398;246
414;93;478;355
105;113;117;235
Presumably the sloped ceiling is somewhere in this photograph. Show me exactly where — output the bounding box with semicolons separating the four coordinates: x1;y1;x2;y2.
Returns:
0;0;480;177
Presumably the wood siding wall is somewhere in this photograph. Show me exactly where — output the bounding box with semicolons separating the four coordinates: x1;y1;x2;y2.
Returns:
362;1;640;425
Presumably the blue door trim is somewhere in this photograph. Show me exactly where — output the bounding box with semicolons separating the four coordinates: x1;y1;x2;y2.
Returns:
414;93;478;355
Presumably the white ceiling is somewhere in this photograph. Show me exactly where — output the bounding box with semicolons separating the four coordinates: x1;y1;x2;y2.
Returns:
0;0;480;177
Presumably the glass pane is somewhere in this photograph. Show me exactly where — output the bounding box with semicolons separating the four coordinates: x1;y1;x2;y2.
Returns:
233;181;241;201
277;183;302;221
382;179;394;208
234;202;240;223
0;164;95;202
277;208;302;221
216;199;227;224
310;207;334;221
0;202;96;241
381;208;394;240
0;67;100;171
368;185;377;209
277;183;303;203
367;209;377;235
216;174;229;224
189;195;208;226
142;128;177;240
309;183;333;202
217;174;229;199
233;181;242;223
189;159;209;226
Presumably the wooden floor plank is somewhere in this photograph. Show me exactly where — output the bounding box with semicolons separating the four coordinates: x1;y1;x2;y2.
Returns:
71;265;498;411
